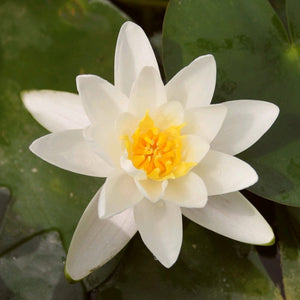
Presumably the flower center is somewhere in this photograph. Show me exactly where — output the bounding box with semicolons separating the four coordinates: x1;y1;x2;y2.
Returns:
123;112;194;181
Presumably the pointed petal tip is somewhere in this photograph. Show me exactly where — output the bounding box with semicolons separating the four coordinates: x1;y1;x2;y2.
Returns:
139;65;161;76
257;100;280;122
270;102;280;119
65;259;98;282
251;168;259;187
29;138;40;155
76;74;98;90
158;255;177;268
97;206;107;219
194;53;216;67
258;233;275;246
21;89;43;104
120;20;142;32
201;53;215;61
64;266;78;283
20;89;31;104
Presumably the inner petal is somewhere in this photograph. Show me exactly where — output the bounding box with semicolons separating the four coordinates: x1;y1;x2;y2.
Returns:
122;112;196;181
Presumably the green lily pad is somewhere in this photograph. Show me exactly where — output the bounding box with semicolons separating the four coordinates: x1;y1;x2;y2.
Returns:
276;206;300;299
162;0;300;206
0;231;83;299
95;219;282;299
0;0;127;252
0;187;11;230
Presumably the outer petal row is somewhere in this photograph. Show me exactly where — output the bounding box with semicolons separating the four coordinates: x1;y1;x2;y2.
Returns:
212;100;279;155
66;189;273;280
30;130;113;177
182;192;274;245
22;90;90;133
65;189;137;281
194;150;258;196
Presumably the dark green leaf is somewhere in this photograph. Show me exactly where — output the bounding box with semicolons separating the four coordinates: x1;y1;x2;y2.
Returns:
162;0;300;206
286;0;300;43
0;187;11;229
0;231;84;299
276;206;300;299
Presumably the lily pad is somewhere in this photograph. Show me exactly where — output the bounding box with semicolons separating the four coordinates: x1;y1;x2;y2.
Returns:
96;219;282;299
0;231;83;299
162;0;300;206
0;187;11;230
0;0;127;252
276;206;300;299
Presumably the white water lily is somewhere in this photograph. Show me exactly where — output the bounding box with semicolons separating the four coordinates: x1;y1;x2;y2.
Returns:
22;21;279;281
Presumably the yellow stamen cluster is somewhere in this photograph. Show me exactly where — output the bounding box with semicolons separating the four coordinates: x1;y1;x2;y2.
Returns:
123;112;195;181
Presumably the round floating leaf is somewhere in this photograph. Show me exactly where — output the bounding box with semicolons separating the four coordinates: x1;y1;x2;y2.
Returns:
162;0;300;206
0;0;127;252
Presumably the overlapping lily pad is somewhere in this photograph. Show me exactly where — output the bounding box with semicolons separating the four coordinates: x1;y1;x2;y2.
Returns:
0;0;127;253
162;0;300;206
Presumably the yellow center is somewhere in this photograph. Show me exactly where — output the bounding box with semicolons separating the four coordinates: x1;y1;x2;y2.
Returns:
122;112;195;181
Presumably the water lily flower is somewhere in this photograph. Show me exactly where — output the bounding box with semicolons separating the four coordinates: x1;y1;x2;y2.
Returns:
22;21;279;281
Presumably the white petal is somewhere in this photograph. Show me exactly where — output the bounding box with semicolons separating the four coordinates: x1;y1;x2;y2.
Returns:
76;74;128;125
183;104;227;143
98;170;143;218
129;67;166;118
134;179;168;202
114;21;159;97
166;55;216;109
153;101;184;130
21;90;90;132
84;124;121;168
30;130;112;177
116;112;139;137
211;100;279;155
182;135;210;164
163;172;207;208
65;189;137;281
193;150;258;196
182;192;274;245
134;199;182;268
